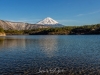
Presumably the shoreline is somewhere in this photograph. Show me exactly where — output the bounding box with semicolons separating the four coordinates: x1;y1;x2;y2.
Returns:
0;32;6;36
1;66;100;75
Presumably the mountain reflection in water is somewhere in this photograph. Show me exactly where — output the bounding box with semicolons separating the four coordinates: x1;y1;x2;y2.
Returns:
0;37;26;50
0;35;58;57
38;36;58;57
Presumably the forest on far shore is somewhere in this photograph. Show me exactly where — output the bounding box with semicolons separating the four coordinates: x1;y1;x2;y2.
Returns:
1;24;100;35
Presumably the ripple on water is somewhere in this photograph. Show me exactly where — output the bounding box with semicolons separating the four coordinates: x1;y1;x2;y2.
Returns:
0;35;100;75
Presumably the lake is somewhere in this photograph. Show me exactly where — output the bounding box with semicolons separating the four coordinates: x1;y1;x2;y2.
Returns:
0;35;100;75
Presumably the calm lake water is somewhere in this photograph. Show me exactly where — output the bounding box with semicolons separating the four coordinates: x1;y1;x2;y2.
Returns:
0;35;100;74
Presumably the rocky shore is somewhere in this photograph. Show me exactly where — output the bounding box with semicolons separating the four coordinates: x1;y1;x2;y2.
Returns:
0;32;6;36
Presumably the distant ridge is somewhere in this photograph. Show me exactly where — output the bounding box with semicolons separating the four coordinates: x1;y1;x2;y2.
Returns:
0;20;49;30
0;17;63;30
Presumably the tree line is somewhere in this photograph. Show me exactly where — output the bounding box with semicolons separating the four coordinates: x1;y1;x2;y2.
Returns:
0;27;4;33
1;24;100;35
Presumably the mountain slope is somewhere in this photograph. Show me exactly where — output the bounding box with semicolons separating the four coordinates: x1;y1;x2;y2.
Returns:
0;20;49;30
0;17;63;30
36;17;63;26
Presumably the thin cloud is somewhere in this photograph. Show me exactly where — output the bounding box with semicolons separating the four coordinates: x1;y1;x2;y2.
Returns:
9;19;79;24
9;18;41;24
89;10;100;14
76;14;85;17
57;19;79;23
76;10;100;17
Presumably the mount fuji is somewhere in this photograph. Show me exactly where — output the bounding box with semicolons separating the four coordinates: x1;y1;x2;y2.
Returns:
36;17;63;27
0;17;63;30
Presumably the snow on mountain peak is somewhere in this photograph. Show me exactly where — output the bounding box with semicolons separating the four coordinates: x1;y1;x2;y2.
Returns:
36;17;59;25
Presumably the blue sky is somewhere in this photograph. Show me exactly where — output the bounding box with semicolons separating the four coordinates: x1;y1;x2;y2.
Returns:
0;0;100;26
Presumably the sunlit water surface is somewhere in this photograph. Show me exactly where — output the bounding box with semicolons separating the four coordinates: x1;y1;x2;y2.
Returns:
0;35;100;74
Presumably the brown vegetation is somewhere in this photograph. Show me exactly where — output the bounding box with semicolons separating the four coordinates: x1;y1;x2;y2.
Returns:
1;24;100;35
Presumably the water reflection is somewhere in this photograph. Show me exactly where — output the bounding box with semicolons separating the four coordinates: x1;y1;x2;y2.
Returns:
0;35;100;74
0;35;58;57
0;38;5;49
0;37;26;50
39;36;58;57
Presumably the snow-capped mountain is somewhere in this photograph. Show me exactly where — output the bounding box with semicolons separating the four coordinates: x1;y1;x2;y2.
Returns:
37;17;61;26
0;17;63;30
